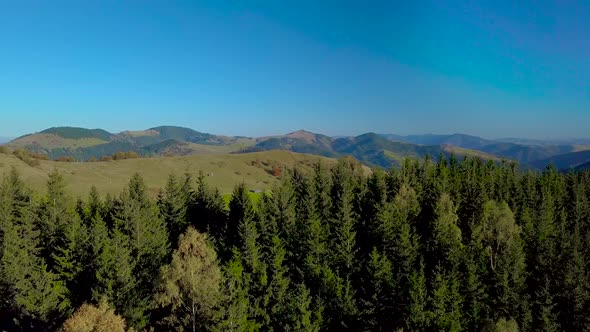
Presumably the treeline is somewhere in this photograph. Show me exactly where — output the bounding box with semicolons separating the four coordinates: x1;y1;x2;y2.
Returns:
0;147;49;167
1;156;590;331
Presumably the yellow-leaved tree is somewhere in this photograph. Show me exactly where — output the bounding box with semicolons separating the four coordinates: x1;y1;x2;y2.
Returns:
156;226;222;332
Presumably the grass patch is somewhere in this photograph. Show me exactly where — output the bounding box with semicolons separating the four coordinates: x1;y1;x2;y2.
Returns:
222;191;265;210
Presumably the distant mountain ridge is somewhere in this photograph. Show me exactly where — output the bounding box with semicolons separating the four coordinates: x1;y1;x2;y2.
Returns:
7;126;590;170
380;133;590;166
529;150;590;171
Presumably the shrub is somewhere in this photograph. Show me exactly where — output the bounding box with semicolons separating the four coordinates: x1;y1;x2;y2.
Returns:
55;156;76;162
112;151;140;161
12;149;41;167
62;298;129;332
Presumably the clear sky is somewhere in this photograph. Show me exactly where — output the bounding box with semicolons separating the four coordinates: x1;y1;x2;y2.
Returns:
1;0;589;139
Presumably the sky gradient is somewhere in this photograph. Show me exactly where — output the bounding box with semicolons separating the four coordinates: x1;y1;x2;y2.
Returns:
1;0;589;139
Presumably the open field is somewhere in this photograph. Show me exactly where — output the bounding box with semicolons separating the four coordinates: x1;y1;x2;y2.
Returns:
0;150;341;198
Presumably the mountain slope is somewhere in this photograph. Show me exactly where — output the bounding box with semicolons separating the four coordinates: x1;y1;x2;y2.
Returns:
10;126;587;169
480;143;588;165
381;133;590;165
574;160;590;171
247;131;502;168
332;133;502;168
8;126;245;160
247;130;336;157
384;133;495;150
0;150;343;197
529;150;590;170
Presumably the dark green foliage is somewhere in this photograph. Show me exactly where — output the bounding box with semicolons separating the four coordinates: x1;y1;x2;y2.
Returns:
1;157;590;331
41;127;112;141
158;174;190;246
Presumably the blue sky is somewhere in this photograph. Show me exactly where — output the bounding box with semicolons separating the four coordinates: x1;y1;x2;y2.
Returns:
1;0;589;139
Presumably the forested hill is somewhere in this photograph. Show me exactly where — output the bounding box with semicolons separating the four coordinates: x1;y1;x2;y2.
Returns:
1;156;589;331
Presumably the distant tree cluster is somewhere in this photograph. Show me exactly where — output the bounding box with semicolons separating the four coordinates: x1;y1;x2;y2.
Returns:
1;156;590;331
85;151;141;162
10;148;49;166
55;156;76;162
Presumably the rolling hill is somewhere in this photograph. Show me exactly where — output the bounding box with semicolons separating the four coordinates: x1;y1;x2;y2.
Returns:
0;150;344;197
8;126;589;170
8;126;254;161
245;130;337;157
248;132;501;168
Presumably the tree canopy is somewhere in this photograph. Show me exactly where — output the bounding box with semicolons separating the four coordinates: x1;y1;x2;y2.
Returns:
0;158;589;331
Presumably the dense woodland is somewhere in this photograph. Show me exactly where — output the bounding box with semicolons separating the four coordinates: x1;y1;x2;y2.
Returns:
1;156;590;331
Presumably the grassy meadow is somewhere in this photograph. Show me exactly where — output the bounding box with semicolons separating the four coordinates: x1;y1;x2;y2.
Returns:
0;150;339;198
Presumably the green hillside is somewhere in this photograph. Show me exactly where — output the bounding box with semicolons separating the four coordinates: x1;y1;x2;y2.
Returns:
8;126;246;161
40;126;113;140
0;150;342;197
332;133;501;168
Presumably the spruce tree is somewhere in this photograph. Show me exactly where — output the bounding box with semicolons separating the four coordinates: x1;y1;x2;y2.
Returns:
214;253;259;332
113;174;170;328
2;198;69;328
158;174;189;247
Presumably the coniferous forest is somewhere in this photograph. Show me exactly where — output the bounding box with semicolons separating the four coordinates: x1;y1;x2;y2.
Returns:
1;156;590;331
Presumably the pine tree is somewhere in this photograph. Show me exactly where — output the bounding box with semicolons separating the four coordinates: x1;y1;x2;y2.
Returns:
407;259;429;330
312;162;332;226
329;160;359;276
225;184;257;259
357;170;388;260
281;284;323;332
529;188;559;331
0;168;31;320
158;174;189;247
36;170;76;269
191;172;227;250
92;225;138;324
263;236;291;330
113;174;170;328
214;252;259;332
429;269;463;331
2;199;69;328
377;184;420;324
361;248;396;330
52;211;91;308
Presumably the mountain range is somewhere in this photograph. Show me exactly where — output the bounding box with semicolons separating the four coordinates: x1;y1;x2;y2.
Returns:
4;126;590;171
